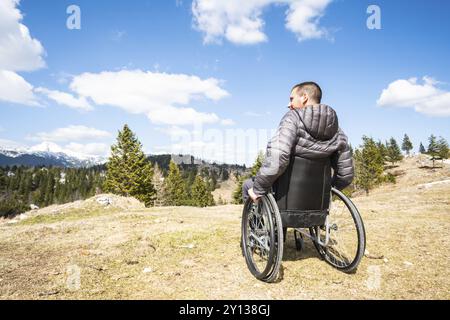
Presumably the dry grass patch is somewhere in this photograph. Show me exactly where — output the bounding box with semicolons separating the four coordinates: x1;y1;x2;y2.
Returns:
0;156;449;299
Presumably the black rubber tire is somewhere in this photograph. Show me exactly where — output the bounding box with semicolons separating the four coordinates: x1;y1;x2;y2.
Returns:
241;194;283;282
261;194;284;282
310;188;366;273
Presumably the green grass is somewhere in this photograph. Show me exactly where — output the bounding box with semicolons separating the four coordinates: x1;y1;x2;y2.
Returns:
17;207;121;226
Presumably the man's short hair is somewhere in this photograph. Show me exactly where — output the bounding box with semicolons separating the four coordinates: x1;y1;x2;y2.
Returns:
292;82;322;103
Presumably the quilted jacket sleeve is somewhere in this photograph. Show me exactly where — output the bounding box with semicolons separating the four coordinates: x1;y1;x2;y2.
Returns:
253;110;299;196
330;143;354;190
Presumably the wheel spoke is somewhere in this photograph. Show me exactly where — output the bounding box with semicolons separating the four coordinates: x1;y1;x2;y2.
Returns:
249;232;270;252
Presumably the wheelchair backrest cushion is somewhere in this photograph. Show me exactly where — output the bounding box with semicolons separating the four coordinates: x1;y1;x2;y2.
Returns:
273;156;331;212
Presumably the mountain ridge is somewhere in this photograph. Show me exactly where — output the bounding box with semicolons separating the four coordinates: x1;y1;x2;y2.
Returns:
0;145;249;172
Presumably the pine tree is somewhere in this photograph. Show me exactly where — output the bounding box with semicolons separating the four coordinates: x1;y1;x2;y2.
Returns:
386;137;403;165
354;136;385;195
427;134;440;168
419;142;426;154
191;175;215;207
232;176;245;204
61;170;71;203
250;151;265;177
186;167;198;190
37;171;48;206
164;160;188;206
78;169;88;199
0;169;6;193
437;137;449;160
232;152;264;204
104;124;155;207
44;170;55;206
24;174;32;204
18;169;28;197
427;135;439;154
210;169;218;190
8;167;20;191
401;134;413;156
376;141;387;164
152;163;167;206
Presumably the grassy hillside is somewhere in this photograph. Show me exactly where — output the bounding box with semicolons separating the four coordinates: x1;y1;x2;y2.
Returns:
0;155;449;299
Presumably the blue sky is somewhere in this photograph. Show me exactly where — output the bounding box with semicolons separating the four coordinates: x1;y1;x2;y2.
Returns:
0;0;449;165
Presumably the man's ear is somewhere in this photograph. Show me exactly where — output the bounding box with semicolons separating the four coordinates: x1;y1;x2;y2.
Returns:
301;93;308;104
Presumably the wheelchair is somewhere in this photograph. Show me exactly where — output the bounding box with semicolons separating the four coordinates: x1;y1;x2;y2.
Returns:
241;156;366;282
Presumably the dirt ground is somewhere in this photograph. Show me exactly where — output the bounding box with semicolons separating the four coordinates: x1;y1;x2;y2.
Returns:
0;155;449;300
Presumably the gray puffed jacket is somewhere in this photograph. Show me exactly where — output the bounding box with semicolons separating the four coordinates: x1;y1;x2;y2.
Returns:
253;104;354;196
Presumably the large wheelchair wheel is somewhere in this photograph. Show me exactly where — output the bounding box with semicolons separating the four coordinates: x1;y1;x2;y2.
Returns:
310;188;366;273
241;194;283;282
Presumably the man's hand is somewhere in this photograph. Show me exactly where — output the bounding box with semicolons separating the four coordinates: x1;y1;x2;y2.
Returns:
248;188;262;203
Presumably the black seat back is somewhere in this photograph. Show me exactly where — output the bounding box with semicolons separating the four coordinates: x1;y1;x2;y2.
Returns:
273;156;331;227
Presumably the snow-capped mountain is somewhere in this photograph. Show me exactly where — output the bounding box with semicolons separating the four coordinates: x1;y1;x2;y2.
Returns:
0;142;107;168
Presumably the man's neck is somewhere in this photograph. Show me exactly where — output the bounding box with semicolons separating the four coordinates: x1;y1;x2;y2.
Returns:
298;102;319;110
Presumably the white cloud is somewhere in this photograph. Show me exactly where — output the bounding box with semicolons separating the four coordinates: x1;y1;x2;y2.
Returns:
191;0;332;45
51;71;74;85
28;141;66;154
35;87;93;111
0;0;46;72
225;16;268;45
0;70;40;106
192;0;270;45
0;0;45;106
69;69;230;125
0;137;26;150
285;0;332;41
64;142;110;158
29;141;109;159
155;126;196;139
147;105;220;126
27;125;111;142
0;138;108;159
377;77;450;117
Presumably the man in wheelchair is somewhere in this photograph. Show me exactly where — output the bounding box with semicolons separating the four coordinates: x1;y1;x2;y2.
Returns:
240;82;364;281
243;81;354;204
